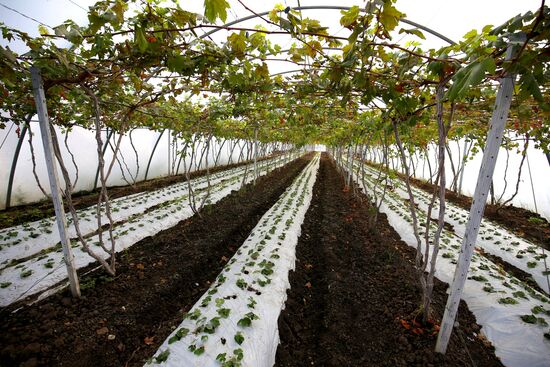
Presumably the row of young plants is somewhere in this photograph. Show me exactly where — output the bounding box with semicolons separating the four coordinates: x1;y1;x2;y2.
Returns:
340;155;550;367
0;152;301;307
0;152;288;263
0;0;548;356
147;154;320;367
359;161;550;295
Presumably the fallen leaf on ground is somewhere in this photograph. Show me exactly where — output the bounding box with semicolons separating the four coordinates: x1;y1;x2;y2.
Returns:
96;327;109;335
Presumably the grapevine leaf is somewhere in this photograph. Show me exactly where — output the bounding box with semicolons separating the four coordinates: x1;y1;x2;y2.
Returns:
204;0;230;23
134;27;148;53
340;6;360;27
519;71;544;102
398;28;426;40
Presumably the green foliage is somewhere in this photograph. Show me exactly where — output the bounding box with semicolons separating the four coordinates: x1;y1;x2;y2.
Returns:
499;297;519;305
234;331;244;345
204;0;230;23
237;312;258;327
447;58;496;101
20;269;33;278
217;308;231;318
168;328;189;344
469;275;488;282
154;349;170;363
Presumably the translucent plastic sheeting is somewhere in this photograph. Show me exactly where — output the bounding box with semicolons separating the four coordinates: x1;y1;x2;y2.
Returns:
367;136;550;221
0;123;255;208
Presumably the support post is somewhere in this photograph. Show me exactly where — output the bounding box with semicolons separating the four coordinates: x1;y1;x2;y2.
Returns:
435;35;524;353
30;67;80;297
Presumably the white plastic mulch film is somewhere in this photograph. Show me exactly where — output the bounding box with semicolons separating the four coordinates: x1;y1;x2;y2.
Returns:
147;154;320;367
0;154;297;307
341;156;550;367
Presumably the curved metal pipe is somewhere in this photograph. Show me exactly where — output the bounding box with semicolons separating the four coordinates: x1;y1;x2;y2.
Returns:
200;5;456;45
144;129;165;180
271;69;302;77
5;116;31;208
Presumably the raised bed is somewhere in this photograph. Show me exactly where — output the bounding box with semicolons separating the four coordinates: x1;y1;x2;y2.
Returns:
343;157;550;367
147;154;320;366
0;153;298;307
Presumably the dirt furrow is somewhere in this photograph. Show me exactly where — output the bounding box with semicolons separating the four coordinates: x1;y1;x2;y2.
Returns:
0;154;311;367
276;154;503;367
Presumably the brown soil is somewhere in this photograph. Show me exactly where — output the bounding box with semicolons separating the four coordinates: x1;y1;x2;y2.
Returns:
0;154;280;230
480;249;544;294
367;161;548;295
409;177;550;250
0;154;311;367
275;154;503;367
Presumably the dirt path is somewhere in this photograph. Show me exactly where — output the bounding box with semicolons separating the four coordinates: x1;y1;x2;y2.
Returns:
0;154;311;367
276;154;503;367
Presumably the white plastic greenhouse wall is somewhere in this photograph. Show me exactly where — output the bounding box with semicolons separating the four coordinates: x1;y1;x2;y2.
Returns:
1;124;548;222
0;121;255;209
368;136;550;221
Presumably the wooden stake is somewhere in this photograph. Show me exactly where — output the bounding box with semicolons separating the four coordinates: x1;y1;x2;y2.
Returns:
435;34;525;353
30;67;81;297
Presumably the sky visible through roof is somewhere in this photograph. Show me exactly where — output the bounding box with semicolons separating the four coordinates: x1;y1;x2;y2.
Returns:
0;0;542;61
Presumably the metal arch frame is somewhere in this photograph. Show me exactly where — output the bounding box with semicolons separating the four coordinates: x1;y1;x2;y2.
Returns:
271;69;302;77
144;129;165;180
5;116;31;209
199;5;456;45
4;7;455;207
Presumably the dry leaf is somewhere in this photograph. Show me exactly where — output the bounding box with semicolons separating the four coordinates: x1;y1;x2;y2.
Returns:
144;336;155;345
305;282;312;289
96;327;109;335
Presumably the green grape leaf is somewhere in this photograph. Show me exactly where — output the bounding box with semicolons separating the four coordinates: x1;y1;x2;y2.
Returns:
204;0;230;23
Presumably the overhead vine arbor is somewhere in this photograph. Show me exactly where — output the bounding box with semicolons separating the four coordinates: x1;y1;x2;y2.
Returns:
0;0;548;356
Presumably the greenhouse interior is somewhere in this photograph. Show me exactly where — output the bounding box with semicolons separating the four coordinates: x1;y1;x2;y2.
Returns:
0;0;549;366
